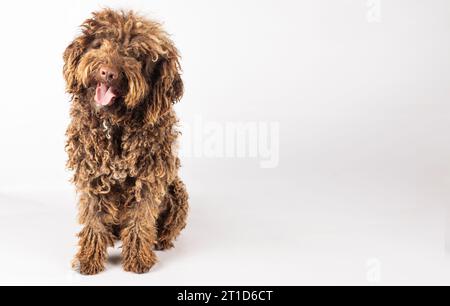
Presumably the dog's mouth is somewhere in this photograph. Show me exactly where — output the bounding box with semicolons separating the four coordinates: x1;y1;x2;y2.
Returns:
94;83;117;107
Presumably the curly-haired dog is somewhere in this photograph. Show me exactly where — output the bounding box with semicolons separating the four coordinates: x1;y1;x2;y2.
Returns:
63;9;189;275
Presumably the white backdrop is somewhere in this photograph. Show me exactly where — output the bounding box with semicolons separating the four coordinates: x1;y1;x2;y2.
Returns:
0;0;449;285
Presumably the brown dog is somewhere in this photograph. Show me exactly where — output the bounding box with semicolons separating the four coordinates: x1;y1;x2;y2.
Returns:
63;9;188;275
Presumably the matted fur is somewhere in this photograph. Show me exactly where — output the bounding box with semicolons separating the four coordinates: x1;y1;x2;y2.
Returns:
64;9;188;275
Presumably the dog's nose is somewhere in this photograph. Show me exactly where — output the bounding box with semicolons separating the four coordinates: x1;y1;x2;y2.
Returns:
99;66;119;82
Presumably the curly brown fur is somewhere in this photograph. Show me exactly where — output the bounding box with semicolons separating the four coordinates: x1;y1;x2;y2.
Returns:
64;9;189;275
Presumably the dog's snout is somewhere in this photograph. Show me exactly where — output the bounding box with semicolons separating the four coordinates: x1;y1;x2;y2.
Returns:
99;66;119;82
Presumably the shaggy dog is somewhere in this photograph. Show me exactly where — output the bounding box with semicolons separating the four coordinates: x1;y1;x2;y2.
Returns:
63;9;188;275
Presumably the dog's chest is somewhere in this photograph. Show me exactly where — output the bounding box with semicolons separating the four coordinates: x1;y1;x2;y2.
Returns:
101;120;123;156
93;120;130;183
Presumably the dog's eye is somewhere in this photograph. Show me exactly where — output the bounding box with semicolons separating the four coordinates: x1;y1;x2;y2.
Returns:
91;39;102;49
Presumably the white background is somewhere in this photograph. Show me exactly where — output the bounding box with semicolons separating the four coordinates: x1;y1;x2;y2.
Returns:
0;0;450;285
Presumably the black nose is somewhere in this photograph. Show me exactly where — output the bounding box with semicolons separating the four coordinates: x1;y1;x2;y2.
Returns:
99;66;118;82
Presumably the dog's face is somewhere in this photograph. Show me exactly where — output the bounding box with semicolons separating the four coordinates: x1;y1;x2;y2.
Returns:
63;9;183;123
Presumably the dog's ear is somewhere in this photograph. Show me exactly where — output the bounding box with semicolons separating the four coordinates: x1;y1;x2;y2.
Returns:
63;38;85;94
146;49;183;125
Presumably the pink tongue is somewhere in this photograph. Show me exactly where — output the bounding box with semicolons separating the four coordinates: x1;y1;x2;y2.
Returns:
95;83;116;106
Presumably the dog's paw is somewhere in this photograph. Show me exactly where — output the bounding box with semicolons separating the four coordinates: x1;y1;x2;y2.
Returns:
72;258;105;275
123;256;156;274
154;240;174;251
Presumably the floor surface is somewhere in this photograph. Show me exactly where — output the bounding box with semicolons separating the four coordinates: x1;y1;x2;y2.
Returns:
1;168;449;285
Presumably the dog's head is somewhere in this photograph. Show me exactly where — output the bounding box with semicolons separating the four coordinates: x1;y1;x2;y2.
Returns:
63;9;183;123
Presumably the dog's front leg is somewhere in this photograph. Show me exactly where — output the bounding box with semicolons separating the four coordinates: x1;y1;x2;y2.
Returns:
73;193;115;275
121;180;160;273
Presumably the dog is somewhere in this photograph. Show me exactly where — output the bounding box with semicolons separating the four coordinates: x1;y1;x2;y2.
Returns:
63;9;188;275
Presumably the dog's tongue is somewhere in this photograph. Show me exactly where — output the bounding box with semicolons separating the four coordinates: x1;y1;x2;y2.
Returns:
95;83;116;106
